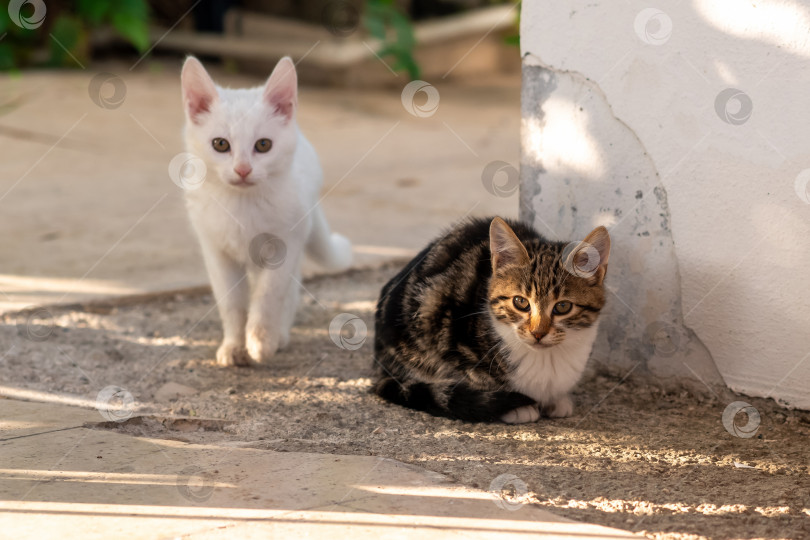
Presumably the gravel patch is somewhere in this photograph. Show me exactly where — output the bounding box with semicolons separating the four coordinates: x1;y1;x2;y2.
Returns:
2;264;808;540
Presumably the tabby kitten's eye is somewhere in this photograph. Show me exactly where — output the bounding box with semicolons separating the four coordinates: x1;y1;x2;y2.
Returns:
553;301;572;315
512;296;530;312
254;138;272;153
212;138;230;152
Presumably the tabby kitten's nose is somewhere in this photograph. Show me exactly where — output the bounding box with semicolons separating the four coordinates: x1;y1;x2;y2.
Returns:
532;330;546;341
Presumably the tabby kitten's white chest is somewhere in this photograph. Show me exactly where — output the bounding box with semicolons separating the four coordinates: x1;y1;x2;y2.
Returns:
372;217;611;424
497;322;600;417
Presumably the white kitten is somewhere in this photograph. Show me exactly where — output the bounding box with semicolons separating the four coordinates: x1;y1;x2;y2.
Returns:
180;56;352;366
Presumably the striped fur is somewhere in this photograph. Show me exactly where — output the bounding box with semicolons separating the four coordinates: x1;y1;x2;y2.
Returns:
373;217;610;423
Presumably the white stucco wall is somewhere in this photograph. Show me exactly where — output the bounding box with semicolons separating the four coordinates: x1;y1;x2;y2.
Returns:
520;1;810;409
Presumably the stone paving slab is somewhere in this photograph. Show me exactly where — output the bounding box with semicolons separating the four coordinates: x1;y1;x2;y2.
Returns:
0;399;639;539
0;397;100;440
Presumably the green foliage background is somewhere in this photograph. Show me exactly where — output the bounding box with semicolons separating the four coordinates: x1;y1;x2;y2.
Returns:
364;0;419;80
0;0;149;70
0;0;517;77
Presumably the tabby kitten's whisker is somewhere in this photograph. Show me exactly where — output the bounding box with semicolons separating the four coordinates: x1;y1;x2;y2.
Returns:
372;217;610;423
454;310;491;321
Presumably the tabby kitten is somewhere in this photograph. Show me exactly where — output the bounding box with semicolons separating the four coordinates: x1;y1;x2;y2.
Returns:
373;217;610;423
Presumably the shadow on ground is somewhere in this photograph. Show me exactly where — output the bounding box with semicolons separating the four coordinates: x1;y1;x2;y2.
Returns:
1;264;808;540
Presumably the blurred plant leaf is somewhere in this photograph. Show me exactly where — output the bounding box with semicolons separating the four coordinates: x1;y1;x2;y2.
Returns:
0;43;14;71
504;34;519;46
365;14;386;40
112;12;149;52
2;0;150;69
364;0;387;40
111;0;150;52
364;0;419;80
49;15;86;67
77;0;111;26
390;12;414;48
504;0;520;48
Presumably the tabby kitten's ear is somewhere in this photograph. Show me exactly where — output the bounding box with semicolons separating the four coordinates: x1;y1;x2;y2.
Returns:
569;226;611;286
489;217;530;272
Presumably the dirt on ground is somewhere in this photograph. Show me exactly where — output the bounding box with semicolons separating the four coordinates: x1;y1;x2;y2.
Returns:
2;263;809;540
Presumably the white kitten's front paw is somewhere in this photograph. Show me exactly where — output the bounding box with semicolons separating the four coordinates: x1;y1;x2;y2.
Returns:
216;342;250;367
544;394;574;418
501;405;540;424
246;326;284;363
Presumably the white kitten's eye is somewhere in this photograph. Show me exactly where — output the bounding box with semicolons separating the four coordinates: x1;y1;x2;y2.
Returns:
254;138;272;153
212;138;230;152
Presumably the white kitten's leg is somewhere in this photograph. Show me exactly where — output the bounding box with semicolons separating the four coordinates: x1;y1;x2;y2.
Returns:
199;243;250;367
278;273;301;349
501;405;541;424
543;394;574;418
245;249;301;363
305;206;352;270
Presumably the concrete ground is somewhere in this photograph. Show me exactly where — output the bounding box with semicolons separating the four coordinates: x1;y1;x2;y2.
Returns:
2;265;808;540
0;59;519;311
0;398;638;540
8;54;806;540
0;63;649;538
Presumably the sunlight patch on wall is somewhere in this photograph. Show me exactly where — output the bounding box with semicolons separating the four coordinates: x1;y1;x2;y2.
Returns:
695;0;810;53
712;59;739;86
522;97;605;178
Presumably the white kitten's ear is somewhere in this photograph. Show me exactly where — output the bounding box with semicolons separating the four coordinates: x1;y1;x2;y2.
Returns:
575;226;611;285
489;217;530;272
181;56;218;124
263;56;297;121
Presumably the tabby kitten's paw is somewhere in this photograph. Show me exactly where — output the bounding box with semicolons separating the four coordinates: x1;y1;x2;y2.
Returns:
216;342;251;367
543;394;574;418
501;405;541;424
246;326;284;363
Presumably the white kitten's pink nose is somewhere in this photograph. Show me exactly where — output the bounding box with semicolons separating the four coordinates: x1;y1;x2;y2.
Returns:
234;164;252;178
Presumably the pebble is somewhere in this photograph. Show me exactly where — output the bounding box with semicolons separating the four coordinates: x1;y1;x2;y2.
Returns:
154;381;199;402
